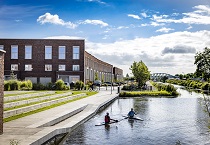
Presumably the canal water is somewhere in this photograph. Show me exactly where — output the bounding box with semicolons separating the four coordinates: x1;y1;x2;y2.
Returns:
63;87;210;145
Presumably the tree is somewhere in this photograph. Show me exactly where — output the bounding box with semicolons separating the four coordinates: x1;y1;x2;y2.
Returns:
130;61;150;87
194;47;210;81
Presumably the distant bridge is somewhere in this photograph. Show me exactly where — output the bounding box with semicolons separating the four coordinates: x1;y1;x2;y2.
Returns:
150;73;176;81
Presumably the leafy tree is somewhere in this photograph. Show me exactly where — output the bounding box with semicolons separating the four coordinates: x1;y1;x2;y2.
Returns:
130;61;150;87
194;47;210;81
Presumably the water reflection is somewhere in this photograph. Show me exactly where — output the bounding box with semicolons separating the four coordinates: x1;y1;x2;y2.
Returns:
63;87;210;145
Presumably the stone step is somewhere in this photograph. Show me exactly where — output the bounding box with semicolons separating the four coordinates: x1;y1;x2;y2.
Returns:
4;92;72;109
27;104;88;128
4;93;86;118
4;91;56;102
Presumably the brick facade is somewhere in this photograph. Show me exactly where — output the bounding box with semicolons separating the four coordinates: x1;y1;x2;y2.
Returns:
0;49;5;134
84;51;113;83
0;39;123;85
113;67;123;81
1;39;85;84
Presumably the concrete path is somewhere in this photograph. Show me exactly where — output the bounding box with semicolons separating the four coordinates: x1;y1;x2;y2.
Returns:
0;87;119;145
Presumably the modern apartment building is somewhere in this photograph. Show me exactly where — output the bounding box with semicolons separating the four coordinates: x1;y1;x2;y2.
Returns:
0;39;123;84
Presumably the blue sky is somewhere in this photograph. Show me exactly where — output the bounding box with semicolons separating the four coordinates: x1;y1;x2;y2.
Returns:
1;0;210;76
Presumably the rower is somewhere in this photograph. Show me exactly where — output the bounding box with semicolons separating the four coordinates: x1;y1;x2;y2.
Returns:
105;112;118;124
105;112;111;124
128;108;136;119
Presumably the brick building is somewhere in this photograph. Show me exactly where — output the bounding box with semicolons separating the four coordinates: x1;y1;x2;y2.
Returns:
113;67;123;82
84;51;113;83
0;39;123;84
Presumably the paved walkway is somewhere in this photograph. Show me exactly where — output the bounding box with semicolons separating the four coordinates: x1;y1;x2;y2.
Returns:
0;87;119;145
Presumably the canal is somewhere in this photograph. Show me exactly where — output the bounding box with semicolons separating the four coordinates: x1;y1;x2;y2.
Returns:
63;86;210;145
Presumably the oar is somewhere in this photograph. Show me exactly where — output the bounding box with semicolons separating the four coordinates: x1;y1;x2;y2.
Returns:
110;119;118;122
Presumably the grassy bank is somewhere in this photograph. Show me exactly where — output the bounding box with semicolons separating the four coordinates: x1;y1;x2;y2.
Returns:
4;91;97;122
119;90;176;98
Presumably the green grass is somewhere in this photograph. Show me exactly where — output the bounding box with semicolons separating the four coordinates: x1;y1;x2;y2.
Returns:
4;91;69;103
4;91;38;97
4;93;85;111
3;91;97;122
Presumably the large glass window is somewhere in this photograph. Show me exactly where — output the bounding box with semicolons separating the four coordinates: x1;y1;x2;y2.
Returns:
25;64;33;71
0;45;3;50
25;45;32;59
59;65;66;71
73;65;80;71
11;64;18;71
73;46;80;59
59;46;66;59
11;45;18;59
45;64;52;71
45;46;52;59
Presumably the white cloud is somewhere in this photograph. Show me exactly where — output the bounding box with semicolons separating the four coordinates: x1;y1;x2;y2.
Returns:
187;25;192;30
15;19;22;22
150;22;164;27
141;23;149;27
84;30;210;75
82;19;108;27
152;5;210;25
89;0;106;4
156;27;174;33
37;13;77;29
37;13;109;28
128;14;141;20
117;26;129;29
141;12;148;18
45;35;86;40
46;31;210;75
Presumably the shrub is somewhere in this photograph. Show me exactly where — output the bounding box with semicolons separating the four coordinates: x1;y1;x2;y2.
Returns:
4;81;10;91
201;82;210;91
55;79;65;90
33;83;46;90
119;91;171;97
20;80;33;90
75;81;84;90
8;80;20;90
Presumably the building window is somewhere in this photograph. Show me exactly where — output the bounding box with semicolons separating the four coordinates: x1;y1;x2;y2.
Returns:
0;45;3;50
59;65;66;71
45;64;52;71
73;46;79;59
59;46;66;59
73;65;80;71
11;45;18;59
45;46;52;59
25;45;32;59
11;64;18;71
25;64;33;71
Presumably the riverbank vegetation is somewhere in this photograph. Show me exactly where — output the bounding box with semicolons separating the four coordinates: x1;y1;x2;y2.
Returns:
120;81;178;97
166;79;210;91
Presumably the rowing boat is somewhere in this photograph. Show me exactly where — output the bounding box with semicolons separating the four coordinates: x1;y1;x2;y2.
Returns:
123;115;144;121
128;116;143;121
95;120;118;126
